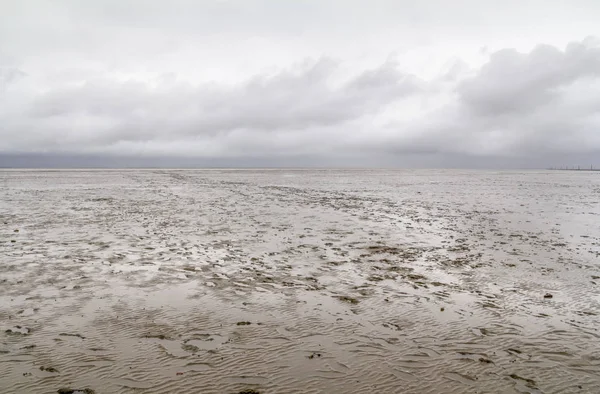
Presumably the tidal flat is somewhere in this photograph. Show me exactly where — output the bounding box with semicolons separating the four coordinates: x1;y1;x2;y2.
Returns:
1;169;599;393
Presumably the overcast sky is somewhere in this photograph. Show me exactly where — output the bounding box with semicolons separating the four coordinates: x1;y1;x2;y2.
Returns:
1;0;600;168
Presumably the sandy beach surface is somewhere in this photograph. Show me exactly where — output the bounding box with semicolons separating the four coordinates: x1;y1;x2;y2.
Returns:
1;169;599;394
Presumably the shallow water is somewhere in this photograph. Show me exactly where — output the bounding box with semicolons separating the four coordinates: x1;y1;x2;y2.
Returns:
1;169;599;394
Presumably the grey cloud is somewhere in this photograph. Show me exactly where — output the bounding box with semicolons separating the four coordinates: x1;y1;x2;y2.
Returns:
458;38;600;115
20;59;420;147
371;38;600;160
2;17;600;168
0;67;27;90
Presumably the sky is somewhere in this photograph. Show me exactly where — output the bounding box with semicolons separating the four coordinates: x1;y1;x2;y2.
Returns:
1;0;600;168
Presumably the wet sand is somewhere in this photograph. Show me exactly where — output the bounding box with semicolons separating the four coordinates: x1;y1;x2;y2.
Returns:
1;169;599;394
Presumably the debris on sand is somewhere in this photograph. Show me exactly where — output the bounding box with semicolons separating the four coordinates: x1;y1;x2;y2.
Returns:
544;293;553;299
366;245;403;254
509;374;537;387
57;389;95;394
405;273;427;281
182;343;200;353
236;321;252;326
5;326;31;335
237;390;261;394
334;296;359;304
59;333;85;339
143;334;170;340
40;366;59;373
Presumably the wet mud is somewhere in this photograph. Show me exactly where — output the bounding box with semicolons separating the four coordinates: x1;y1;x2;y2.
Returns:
1;169;599;393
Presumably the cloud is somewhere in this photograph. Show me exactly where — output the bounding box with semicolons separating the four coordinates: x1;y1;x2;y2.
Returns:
374;38;600;159
0;67;27;89
1;58;422;156
1;36;600;167
458;38;600;116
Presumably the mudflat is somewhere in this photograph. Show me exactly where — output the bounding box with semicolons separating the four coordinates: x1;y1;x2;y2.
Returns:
1;169;599;394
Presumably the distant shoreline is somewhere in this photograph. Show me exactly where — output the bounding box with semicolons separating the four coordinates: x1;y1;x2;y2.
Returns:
548;168;600;172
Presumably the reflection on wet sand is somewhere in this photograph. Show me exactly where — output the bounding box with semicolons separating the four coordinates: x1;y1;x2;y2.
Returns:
1;169;599;393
